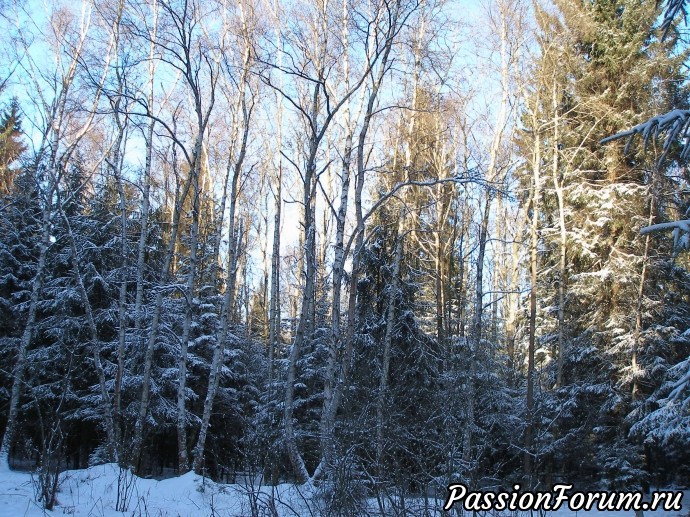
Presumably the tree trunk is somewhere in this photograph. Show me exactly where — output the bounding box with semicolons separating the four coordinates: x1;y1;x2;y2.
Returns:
551;80;567;389
524;99;541;482
131;166;193;468
134;3;157;331
283;132;318;484
59;204;118;461
267;85;283;394
376;215;405;466
0;2;112;469
318;0;357;471
177;140;202;473
113;118;128;461
633;190;654;400
191;90;249;471
464;198;491;468
0;182;53;471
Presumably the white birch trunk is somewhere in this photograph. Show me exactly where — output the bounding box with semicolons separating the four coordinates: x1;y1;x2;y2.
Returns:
376;215;405;465
191;86;250;473
177;140;202;473
524;94;541;481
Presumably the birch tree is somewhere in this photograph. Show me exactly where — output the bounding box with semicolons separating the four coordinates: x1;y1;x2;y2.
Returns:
129;0;224;469
317;0;418;481
0;0;115;469
192;0;255;471
258;0;417;483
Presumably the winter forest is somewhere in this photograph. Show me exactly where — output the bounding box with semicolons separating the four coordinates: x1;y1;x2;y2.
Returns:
1;0;690;512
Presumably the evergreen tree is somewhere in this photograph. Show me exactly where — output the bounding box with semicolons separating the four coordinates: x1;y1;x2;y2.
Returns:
521;0;690;487
0;165;42;464
0;99;26;196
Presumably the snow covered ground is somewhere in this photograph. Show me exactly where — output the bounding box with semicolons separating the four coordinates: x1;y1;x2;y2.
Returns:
0;464;687;516
0;464;310;516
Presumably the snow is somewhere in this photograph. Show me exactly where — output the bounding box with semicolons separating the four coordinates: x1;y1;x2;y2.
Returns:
0;464;318;516
0;464;687;516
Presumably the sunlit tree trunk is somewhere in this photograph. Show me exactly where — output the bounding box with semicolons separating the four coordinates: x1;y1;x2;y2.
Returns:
551;80;567;389
524;92;541;481
134;1;158;333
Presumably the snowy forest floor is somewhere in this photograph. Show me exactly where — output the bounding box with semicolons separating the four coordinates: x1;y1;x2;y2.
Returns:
0;463;688;516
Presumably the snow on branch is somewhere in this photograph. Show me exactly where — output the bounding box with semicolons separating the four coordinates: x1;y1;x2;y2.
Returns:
600;1;689;151
601;110;690;244
640;219;690;234
640;219;690;249
658;0;688;40
600;109;690;162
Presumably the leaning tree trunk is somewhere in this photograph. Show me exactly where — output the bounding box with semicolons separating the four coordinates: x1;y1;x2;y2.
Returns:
283;132;318;484
0;1;114;468
131;166;193;468
177;140;202;473
315;2;404;479
318;1;357;468
0;181;53;471
191;108;248;473
59;204;119;461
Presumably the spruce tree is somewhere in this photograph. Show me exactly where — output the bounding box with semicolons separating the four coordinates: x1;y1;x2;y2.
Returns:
0;99;26;196
523;0;690;487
